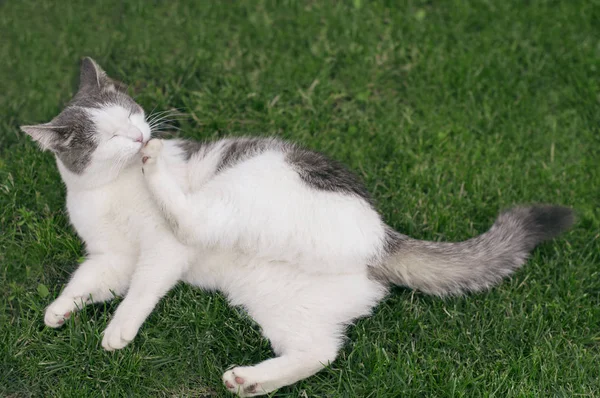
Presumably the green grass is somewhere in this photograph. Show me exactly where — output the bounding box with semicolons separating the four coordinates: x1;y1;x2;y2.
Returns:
1;0;599;396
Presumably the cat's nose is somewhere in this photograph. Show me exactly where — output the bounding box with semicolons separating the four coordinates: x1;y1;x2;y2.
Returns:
129;125;144;144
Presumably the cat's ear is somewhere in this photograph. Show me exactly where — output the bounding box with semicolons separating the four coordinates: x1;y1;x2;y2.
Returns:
79;57;107;91
79;57;128;93
20;123;63;151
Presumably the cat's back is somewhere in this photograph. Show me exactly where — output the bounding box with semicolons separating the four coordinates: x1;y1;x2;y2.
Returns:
175;136;385;271
177;136;372;203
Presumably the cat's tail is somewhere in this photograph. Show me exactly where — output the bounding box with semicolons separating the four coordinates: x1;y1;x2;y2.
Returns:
373;205;574;296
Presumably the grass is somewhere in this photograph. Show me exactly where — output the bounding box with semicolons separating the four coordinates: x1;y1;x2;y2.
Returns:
1;0;599;396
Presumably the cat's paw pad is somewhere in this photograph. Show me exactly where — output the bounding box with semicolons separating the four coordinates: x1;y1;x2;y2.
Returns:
223;367;263;397
44;297;79;328
141;139;163;165
101;319;139;351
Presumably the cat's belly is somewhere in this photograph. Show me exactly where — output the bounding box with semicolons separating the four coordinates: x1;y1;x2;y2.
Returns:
181;246;388;352
182;246;342;293
182;247;263;291
182;247;381;297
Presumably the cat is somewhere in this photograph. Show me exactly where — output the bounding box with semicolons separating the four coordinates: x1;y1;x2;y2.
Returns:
21;57;574;397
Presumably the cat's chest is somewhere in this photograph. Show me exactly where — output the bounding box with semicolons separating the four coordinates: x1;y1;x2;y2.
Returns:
66;175;156;251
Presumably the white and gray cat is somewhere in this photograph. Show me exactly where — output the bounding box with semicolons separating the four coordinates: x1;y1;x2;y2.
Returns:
21;58;574;396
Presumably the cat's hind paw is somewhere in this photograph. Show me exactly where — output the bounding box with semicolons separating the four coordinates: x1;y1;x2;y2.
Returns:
223;367;265;397
141;139;163;166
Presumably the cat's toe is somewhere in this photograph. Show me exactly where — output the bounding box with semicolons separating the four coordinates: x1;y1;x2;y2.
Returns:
223;367;263;397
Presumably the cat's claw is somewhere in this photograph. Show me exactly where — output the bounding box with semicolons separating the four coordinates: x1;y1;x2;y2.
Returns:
101;319;139;351
141;138;163;166
223;367;264;397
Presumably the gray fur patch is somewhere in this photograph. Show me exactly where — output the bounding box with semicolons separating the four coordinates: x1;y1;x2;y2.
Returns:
22;58;144;174
286;149;372;203
210;137;373;202
216;138;282;172
368;227;408;285
175;139;209;160
69;57;142;115
371;205;575;296
50;107;98;174
69;83;142;115
382;227;407;255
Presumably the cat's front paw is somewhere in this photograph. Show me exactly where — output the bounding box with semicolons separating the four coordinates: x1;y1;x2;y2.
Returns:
44;296;80;328
141;138;163;167
101;318;140;351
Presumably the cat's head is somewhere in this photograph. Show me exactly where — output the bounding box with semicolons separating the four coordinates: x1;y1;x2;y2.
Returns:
21;57;151;177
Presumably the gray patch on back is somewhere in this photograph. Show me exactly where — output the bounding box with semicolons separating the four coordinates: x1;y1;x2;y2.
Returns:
216;138;283;172
175;139;210;160
174;134;374;203
286;149;373;203
209;137;374;202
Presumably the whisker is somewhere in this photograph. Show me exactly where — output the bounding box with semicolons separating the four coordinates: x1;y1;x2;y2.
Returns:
147;108;187;137
150;119;181;128
147;114;184;127
147;108;183;119
157;123;180;129
147;108;186;121
152;127;180;133
149;118;184;131
151;130;177;139
147;110;173;119
148;115;175;124
146;104;159;118
151;125;181;133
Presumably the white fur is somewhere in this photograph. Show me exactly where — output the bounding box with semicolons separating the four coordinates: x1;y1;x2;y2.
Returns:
46;106;389;396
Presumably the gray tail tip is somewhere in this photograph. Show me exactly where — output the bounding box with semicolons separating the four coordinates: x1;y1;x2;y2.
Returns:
523;205;575;241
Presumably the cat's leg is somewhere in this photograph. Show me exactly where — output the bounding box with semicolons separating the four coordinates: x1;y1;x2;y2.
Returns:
45;253;136;328
222;328;341;397
101;234;189;351
220;277;346;396
141;139;240;246
220;266;386;396
140;139;189;223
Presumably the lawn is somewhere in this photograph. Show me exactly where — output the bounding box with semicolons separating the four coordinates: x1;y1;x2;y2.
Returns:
1;0;599;396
